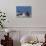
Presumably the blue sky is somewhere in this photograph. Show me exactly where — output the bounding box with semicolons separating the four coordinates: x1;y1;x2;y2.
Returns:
16;6;32;14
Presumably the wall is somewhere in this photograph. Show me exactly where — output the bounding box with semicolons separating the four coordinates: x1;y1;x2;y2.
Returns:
0;0;46;27
0;0;46;46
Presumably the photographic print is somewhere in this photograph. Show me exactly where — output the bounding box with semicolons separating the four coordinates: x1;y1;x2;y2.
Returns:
16;6;32;18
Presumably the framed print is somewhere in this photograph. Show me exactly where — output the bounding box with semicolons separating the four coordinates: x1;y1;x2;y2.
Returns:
16;6;32;18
